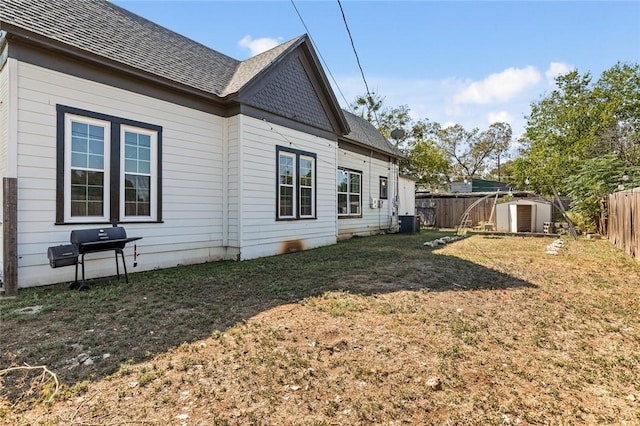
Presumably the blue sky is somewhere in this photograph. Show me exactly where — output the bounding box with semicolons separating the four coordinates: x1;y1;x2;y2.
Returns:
112;1;639;142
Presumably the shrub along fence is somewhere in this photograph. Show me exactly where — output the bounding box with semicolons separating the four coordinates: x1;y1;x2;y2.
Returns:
607;188;640;261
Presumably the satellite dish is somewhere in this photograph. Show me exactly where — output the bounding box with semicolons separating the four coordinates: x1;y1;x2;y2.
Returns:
390;128;405;141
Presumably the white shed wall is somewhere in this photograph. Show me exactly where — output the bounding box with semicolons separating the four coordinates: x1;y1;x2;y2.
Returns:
237;116;337;259
495;200;552;233
337;147;394;238
15;62;235;288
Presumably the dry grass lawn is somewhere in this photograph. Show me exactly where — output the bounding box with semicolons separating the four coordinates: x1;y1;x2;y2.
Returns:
1;230;639;425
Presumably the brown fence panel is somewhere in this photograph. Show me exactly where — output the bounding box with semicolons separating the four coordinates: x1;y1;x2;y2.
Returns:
417;196;498;229
607;188;639;261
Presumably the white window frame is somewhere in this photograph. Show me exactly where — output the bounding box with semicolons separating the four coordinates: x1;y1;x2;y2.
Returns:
278;151;297;219
120;125;158;222
298;155;315;219
338;168;362;217
64;113;111;223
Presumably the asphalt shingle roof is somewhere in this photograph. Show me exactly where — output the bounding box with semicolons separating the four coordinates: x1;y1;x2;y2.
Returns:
342;111;402;157
1;0;397;156
0;0;298;98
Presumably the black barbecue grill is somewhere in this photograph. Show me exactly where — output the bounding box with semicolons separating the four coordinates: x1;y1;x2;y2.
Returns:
48;225;141;290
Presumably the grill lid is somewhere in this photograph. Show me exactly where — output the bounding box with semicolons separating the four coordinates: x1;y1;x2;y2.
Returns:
71;226;127;245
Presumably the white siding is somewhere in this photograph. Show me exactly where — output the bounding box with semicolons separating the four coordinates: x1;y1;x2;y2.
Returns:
238;117;337;259
337;147;395;238
15;62;236;288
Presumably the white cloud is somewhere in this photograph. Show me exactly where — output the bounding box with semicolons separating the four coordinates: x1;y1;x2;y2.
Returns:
545;61;574;84
238;35;280;57
453;66;541;105
487;111;513;125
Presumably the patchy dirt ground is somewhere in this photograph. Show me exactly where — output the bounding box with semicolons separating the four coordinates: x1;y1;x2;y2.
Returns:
1;232;639;425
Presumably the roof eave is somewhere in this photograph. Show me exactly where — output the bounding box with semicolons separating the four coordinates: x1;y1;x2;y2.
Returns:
339;135;404;159
1;22;226;105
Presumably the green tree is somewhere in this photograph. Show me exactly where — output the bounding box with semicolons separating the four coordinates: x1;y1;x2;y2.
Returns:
514;62;640;195
351;94;451;188
403;119;451;189
351;92;412;143
564;155;640;231
436;122;511;180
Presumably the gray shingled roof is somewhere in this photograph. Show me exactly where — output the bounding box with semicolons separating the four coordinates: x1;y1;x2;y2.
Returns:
0;0;300;98
342;111;402;157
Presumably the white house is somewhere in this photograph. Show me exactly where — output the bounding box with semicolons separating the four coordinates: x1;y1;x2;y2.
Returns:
0;0;405;291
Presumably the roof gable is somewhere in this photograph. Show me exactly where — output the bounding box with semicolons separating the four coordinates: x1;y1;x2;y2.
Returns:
240;49;333;132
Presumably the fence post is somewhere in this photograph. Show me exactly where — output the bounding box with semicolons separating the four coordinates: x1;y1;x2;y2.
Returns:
3;177;18;296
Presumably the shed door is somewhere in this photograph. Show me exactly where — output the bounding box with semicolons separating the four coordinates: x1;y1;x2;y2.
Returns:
517;205;532;232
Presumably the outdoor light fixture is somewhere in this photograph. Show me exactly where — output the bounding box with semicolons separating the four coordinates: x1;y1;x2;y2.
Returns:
525;177;530;185
622;171;629;181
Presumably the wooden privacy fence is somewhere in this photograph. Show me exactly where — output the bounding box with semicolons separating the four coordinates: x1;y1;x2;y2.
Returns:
416;196;498;228
416;194;570;229
607;188;640;261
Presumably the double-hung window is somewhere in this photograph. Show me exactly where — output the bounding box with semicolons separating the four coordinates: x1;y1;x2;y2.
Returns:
57;105;162;224
277;146;316;220
337;168;362;217
66;115;111;221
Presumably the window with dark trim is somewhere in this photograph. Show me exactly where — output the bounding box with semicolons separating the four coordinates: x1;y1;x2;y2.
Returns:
56;105;162;224
337;168;362;217
276;145;316;220
379;176;388;200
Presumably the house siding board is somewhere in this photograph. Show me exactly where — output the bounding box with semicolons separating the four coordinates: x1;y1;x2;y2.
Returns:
14;62;232;288
238;117;336;260
337;148;393;238
225;115;240;249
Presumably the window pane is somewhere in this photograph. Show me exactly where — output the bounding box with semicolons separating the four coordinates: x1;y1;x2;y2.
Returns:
125;159;138;173
88;124;104;140
125;131;137;144
350;195;361;215
300;158;313;186
88;139;104;155
279;186;293;217
71;170;86;184
87;201;103;216
337;170;348;193
70;169;104;216
124;174;151;216
279;154;294;185
138;134;151;148
138;160;151;174
71;122;87;138
72;137;87;154
71;153;87;169
88;154;104;169
125;144;137;159
300;187;312;216
338;194;348;214
350;174;361;193
138;147;151;162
